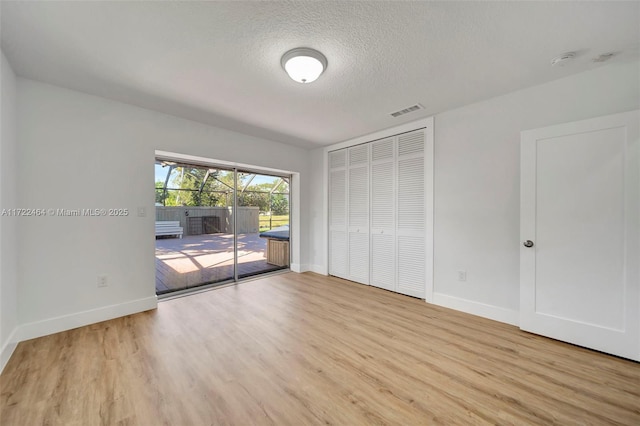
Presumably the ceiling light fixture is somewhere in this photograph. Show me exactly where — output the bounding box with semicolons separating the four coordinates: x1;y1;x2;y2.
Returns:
281;47;327;84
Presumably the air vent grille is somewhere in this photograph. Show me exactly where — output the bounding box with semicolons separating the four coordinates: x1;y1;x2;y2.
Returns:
390;104;424;118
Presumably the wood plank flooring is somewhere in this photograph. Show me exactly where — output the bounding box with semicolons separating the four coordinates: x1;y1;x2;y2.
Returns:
1;272;639;425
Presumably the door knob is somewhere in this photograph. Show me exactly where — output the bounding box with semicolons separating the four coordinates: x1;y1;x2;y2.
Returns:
523;240;534;248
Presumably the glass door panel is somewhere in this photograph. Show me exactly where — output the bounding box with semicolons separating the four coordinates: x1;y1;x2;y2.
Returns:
236;171;290;279
155;161;235;295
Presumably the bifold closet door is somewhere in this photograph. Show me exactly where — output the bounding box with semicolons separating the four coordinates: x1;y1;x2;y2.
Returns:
396;130;426;298
347;144;370;284
328;127;427;298
329;150;348;279
370;137;396;291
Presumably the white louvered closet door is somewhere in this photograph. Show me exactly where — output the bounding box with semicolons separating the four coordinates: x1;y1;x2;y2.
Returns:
329;150;348;279
347;144;370;284
396;130;426;298
370;138;396;291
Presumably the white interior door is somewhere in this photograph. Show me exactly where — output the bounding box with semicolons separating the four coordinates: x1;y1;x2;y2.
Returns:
520;110;639;361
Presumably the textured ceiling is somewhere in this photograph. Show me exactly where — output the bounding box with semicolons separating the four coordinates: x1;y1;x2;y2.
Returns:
1;1;639;148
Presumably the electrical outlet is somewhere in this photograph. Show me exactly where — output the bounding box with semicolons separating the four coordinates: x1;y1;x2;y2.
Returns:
97;275;108;288
137;207;146;217
457;270;467;281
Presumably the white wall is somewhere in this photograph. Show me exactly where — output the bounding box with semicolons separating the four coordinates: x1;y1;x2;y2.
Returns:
16;79;310;339
1;52;19;371
308;60;640;325
307;147;326;274
432;60;639;324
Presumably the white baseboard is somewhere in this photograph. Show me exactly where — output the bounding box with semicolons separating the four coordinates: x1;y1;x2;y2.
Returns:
308;264;328;275
289;264;328;275
432;292;519;326
0;327;19;374
17;296;158;342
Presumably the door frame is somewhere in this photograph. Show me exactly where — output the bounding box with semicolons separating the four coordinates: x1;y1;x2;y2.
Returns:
154;150;300;292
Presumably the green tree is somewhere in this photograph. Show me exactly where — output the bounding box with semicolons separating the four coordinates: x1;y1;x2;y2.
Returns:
156;167;289;211
271;194;289;215
158;167;232;207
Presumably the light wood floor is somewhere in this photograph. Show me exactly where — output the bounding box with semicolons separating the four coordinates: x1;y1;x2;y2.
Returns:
1;273;639;425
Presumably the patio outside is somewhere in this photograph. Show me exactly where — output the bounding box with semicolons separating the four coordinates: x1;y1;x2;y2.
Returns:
155;232;284;294
154;161;290;295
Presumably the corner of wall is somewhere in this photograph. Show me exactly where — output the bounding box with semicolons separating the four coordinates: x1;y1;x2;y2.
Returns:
1;51;20;374
0;327;19;374
308;265;328;275
307;147;329;274
290;264;328;275
290;263;304;273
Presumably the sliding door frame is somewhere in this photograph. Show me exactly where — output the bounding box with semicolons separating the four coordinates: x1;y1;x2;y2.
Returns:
154;153;294;297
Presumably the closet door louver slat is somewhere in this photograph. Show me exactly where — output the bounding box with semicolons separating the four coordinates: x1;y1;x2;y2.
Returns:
397;157;425;231
347;144;370;284
398;130;425;156
328;150;348;279
370;137;396;291
396;129;426;298
398;236;427;297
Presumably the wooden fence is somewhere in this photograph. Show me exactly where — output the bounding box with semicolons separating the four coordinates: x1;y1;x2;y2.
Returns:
155;206;259;235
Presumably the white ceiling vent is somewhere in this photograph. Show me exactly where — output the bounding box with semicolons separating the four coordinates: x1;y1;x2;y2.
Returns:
390;104;424;118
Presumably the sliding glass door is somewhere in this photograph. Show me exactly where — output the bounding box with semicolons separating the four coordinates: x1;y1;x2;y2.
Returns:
154;159;290;296
236;171;290;279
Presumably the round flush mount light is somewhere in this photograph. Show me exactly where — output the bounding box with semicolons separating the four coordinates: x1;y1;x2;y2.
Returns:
281;47;328;83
